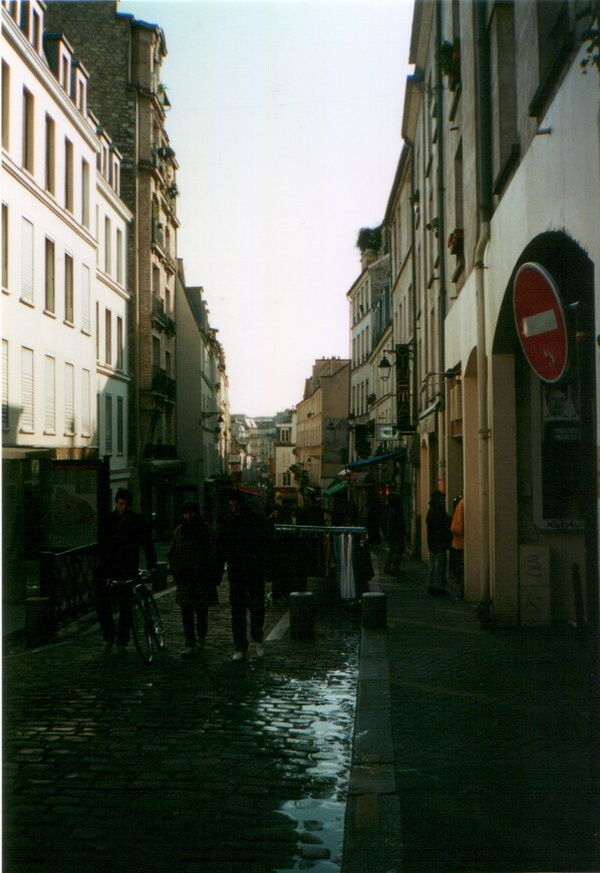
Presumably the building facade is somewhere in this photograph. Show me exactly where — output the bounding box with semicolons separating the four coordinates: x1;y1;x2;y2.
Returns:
45;1;183;533
373;0;599;626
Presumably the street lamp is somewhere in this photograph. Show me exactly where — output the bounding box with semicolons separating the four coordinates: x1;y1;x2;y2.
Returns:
376;343;415;433
199;412;224;426
378;354;393;382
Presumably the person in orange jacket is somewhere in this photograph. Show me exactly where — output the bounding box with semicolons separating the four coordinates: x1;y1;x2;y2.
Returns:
449;496;464;595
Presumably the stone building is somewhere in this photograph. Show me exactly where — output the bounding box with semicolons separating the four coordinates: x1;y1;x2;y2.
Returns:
295;358;350;493
45;1;183;533
367;0;599;626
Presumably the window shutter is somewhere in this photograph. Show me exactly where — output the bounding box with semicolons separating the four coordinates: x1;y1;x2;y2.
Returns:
21;346;34;430
105;394;113;454
2;339;8;429
44;355;55;431
81;368;90;435
81;264;90;332
64;362;74;434
21;218;33;302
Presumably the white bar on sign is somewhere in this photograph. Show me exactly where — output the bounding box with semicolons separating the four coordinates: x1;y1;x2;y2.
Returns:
522;308;558;337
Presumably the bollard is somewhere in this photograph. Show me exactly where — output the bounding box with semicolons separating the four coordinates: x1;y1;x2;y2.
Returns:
307;576;337;611
289;591;315;640
361;591;387;629
25;597;56;648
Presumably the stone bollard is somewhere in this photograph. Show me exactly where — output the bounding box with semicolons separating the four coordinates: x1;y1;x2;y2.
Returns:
361;591;387;629
307;576;337;611
289;591;315;640
25;597;56;648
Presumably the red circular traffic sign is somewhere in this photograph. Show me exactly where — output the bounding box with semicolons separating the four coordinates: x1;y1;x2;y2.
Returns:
513;262;568;383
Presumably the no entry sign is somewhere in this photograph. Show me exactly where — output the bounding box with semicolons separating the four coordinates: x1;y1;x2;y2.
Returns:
513;262;568;383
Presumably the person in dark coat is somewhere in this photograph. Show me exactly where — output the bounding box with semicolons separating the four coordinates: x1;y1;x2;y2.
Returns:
97;487;157;654
426;490;452;595
168;501;220;657
218;490;273;661
383;489;407;576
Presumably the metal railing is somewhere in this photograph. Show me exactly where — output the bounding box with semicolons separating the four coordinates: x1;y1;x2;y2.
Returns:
39;543;98;626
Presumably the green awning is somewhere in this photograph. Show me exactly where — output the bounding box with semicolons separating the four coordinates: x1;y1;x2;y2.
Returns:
323;480;348;496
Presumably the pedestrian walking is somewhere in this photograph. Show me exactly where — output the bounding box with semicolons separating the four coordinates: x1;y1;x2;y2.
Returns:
168;501;220;657
426;490;452;595
449;495;465;596
383;488;407;576
218;490;273;661
96;487;157;654
363;488;383;545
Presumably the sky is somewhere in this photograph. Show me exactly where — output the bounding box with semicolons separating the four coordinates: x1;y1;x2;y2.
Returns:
120;0;415;417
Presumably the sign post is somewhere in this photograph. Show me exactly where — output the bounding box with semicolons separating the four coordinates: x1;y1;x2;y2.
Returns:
513;262;568;383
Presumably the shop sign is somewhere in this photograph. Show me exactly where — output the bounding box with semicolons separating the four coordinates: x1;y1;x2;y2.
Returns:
513;262;568;383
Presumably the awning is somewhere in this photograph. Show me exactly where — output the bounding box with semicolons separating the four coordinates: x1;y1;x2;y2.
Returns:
343;447;406;469
141;459;185;473
322;480;348;496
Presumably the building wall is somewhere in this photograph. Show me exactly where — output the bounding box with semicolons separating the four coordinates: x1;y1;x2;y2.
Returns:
2;3;98;456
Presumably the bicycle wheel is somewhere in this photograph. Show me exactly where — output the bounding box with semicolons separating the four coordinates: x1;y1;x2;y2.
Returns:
131;591;155;664
146;592;165;649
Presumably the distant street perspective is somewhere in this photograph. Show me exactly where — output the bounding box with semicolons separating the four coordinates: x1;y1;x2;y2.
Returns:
2;0;599;872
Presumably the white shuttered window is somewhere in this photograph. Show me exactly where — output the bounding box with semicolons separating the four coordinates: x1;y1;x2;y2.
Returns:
20;347;34;431
81;264;90;332
44;355;55;432
2;339;8;429
21;218;33;302
81;368;90;435
64;362;74;434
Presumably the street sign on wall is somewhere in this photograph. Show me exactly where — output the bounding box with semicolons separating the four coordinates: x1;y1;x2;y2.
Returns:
513;262;568;383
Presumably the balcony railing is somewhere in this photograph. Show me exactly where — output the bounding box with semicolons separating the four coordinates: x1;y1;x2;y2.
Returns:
151;365;176;400
152;297;176;335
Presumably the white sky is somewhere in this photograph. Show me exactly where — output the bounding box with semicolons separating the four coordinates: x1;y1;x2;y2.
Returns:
120;0;415;417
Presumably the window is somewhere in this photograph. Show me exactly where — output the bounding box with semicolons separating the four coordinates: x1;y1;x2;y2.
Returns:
45;115;55;194
20;346;34;431
64;253;74;323
105;308;112;365
116;316;123;370
165;350;171;377
2;339;9;429
22;87;34;173
105;394;113;454
65;139;73;211
104;216;111;274
81;368;90;435
64;362;74;434
81;265;90;333
489;2;519;194
2;203;8;289
2;62;9;151
45;238;55;312
117;395;124;454
152;335;160;368
95;205;99;265
32;9;41;52
95;301;99;360
81;159;89;227
21;217;33;303
116;228;123;285
44;355;55;432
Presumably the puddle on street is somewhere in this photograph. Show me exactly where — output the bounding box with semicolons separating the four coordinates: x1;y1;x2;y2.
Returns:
266;664;356;872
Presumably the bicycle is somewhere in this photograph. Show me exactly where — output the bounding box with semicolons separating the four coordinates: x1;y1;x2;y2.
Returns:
111;570;165;664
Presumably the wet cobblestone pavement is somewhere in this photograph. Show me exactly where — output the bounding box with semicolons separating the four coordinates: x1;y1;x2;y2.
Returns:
3;587;359;873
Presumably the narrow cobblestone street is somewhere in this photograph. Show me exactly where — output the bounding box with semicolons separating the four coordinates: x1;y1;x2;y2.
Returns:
3;587;359;873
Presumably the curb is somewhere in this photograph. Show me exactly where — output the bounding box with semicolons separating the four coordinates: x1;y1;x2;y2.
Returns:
342;621;402;873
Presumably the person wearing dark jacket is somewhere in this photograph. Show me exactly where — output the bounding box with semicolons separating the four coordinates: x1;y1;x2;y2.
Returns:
218;490;272;661
426;490;452;595
168;501;220;657
97;488;157;654
383;489;407;576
